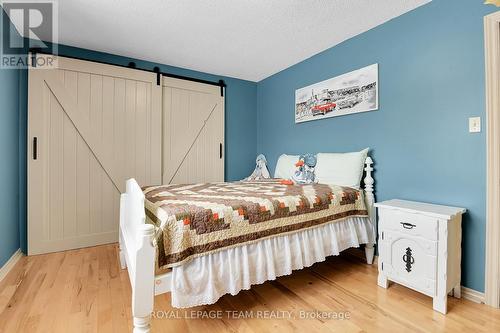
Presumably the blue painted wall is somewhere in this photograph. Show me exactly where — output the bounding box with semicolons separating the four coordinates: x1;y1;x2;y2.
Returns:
17;43;257;253
0;10;21;266
256;0;497;292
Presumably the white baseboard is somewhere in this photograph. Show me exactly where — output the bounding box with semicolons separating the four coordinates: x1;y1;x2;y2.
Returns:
461;286;485;304
0;249;23;283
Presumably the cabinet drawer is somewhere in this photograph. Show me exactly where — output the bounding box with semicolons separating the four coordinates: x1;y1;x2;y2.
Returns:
379;208;439;240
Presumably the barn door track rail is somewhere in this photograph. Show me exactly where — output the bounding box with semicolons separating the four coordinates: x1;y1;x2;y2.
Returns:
29;48;227;96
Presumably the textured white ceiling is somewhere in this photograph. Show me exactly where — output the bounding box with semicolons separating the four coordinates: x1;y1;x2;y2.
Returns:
9;0;430;81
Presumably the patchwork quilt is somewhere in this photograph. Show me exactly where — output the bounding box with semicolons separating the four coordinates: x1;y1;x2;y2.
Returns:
143;179;368;270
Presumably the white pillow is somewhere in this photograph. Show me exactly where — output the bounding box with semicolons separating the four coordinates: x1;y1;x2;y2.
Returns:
274;154;300;179
315;148;369;189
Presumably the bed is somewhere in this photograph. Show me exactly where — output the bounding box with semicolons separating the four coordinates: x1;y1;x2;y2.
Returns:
119;157;376;333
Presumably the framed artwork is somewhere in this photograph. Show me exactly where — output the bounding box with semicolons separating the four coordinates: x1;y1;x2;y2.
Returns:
295;64;378;123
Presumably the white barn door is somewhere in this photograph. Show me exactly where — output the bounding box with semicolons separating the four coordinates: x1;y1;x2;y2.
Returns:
28;54;162;255
162;77;224;184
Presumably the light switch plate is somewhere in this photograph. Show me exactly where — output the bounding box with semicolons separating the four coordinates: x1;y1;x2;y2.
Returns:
469;117;481;133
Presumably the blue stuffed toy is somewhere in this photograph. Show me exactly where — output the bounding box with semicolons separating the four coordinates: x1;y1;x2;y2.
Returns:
244;154;271;181
291;153;317;184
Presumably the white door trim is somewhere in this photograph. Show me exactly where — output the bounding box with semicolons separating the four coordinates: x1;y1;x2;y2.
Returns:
485;10;500;308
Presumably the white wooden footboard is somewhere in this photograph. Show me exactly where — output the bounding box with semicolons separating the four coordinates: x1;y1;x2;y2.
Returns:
119;179;156;333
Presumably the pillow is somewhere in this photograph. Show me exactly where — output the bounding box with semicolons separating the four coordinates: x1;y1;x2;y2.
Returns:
274;154;300;179
315;148;369;189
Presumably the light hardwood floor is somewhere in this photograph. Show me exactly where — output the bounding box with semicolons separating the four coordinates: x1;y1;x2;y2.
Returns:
1;244;499;333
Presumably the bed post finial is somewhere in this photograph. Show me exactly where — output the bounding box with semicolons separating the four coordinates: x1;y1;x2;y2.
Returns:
364;156;376;265
364;157;374;193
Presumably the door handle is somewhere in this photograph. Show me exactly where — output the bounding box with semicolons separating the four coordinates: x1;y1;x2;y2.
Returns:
33;137;38;160
219;143;222;159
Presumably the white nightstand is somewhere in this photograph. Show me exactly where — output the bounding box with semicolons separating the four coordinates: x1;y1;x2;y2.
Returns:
374;199;466;314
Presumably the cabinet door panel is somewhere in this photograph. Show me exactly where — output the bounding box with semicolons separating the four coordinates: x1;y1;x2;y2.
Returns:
383;231;437;296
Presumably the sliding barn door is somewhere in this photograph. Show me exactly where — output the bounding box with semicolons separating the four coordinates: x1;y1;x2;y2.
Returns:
28;54;162;255
162;77;224;184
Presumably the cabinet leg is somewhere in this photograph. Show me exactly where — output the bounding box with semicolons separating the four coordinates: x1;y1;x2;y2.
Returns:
433;295;447;314
453;284;461;299
119;249;127;269
377;273;389;289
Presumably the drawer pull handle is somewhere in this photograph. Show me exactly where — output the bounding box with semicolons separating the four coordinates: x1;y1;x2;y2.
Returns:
400;222;416;229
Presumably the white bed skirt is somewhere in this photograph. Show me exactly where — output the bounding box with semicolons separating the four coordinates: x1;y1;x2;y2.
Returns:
170;216;374;308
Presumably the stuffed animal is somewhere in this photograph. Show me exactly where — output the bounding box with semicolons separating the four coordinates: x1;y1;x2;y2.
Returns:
291;153;317;184
244;154;271;181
